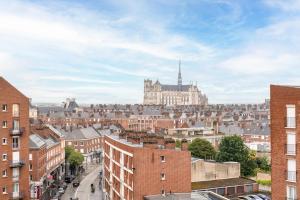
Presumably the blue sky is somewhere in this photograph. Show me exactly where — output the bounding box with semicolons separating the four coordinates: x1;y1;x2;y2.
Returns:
0;0;300;104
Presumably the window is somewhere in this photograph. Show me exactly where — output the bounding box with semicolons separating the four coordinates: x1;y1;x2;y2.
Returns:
2;186;7;194
2;121;7;128
80;142;84;146
2;138;7;145
287;159;296;182
29;164;33;171
287;185;297;200
2;170;7;177
12;104;19;117
29;154;32;161
161;190;165;196
30;175;33;181
2;104;7;112
160;173;166;180
287;133;296;155
13;120;19;130
13;183;19;193
2;154;7;161
12;137;19;149
286;105;296;128
160;156;165;162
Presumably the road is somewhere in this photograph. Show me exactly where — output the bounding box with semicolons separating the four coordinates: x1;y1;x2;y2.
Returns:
61;164;103;200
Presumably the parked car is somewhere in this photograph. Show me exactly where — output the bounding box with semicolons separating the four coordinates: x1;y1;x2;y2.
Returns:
58;187;65;195
238;196;253;200
65;175;75;183
73;179;80;187
256;194;270;200
248;195;264;200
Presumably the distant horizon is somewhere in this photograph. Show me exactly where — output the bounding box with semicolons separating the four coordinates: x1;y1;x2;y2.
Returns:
1;1;299;104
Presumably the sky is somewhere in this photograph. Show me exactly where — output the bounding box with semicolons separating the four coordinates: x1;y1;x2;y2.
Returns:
0;0;300;104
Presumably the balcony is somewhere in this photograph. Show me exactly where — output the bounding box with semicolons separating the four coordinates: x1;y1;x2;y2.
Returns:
9;160;25;168
285;117;296;128
9;192;24;200
287;171;297;182
9;128;25;136
286;144;297;155
286;198;297;200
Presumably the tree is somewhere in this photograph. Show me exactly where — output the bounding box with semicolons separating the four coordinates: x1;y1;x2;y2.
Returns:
68;151;84;167
188;138;216;159
65;146;74;160
256;156;271;172
175;140;181;148
216;135;257;177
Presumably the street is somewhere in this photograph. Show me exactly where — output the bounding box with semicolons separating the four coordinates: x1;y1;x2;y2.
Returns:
61;164;103;200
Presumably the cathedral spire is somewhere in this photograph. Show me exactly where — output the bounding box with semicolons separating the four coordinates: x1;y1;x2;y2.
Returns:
178;60;182;86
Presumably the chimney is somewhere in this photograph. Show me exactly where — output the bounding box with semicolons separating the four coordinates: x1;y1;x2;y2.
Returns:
164;138;175;149
143;141;158;149
181;139;189;151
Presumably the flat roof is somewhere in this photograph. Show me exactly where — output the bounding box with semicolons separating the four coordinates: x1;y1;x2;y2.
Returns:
106;134;143;148
192;178;256;190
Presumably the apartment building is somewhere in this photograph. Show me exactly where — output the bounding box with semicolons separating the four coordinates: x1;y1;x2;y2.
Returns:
103;132;191;200
30;125;65;199
0;77;30;200
271;85;300;200
29;134;47;199
63;126;103;162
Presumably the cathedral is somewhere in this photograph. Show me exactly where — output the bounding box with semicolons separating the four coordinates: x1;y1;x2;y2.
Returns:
143;62;208;106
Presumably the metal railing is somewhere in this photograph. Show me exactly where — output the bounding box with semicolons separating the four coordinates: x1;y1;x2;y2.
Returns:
9;127;25;136
9;192;24;200
287;171;297;182
9;160;25;168
286;144;297;155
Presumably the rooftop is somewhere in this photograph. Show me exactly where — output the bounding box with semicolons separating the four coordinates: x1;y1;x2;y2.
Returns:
144;191;229;200
192;178;256;190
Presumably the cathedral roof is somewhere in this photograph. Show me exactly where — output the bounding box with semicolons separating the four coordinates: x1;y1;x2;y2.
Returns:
161;84;191;91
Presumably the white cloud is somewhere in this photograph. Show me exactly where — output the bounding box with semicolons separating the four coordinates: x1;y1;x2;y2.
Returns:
264;0;300;11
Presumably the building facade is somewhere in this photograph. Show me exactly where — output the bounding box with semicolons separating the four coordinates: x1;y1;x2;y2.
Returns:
271;85;300;200
0;77;30;200
143;62;208;106
103;133;191;200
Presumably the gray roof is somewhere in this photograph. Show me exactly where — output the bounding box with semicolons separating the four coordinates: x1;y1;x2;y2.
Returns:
161;84;192;92
29;134;46;149
62;127;101;140
144;191;229;200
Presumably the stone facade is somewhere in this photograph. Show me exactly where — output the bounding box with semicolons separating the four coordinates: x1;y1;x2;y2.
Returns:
144;64;208;106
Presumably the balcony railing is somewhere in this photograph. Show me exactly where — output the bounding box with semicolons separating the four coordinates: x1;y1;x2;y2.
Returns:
9;160;25;168
12;175;19;182
285;117;296;128
286;198;298;200
286;144;297;155
9;192;24;200
9;127;25;136
287;171;297;182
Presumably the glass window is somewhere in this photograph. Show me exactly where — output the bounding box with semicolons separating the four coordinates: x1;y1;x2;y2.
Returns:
287;186;297;200
2;138;7;145
286;105;296;128
160;156;165;162
2;187;6;194
287;159;296;181
2;170;7;177
2;154;7;161
2;104;7;112
2;121;7;128
287;133;296;155
160;173;165;180
12;137;19;149
12;104;19;117
13;183;19;193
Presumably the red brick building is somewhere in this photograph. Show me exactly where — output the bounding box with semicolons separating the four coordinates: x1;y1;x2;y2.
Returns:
271;85;300;200
0;77;30;200
103;133;191;200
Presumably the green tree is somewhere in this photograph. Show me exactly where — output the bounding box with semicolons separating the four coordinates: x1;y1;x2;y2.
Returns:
216;135;257;177
175;140;181;148
68;151;84;167
188;138;216;159
65;146;74;160
256;156;271;172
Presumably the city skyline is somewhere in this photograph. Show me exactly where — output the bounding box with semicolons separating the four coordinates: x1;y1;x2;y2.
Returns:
1;0;299;104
